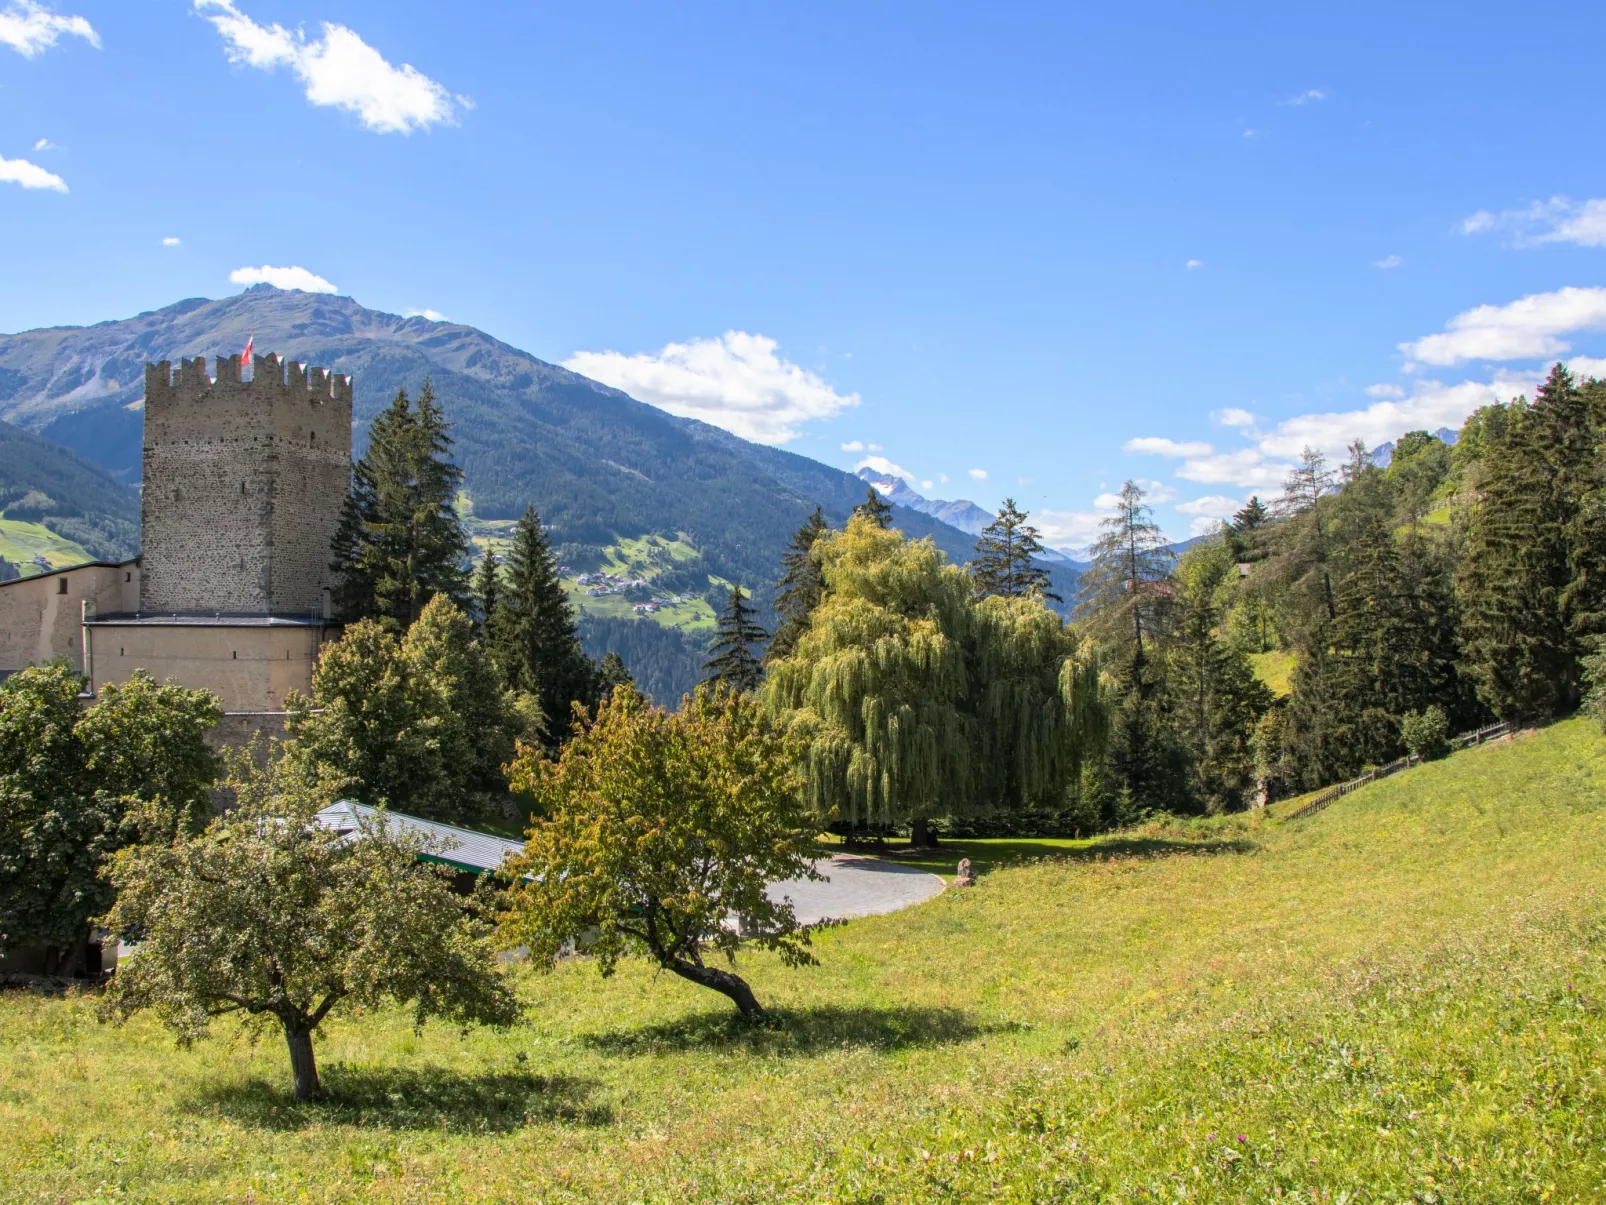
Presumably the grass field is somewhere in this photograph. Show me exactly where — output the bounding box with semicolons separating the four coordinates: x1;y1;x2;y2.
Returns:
4;721;1606;1201
1249;647;1296;697
0;518;93;575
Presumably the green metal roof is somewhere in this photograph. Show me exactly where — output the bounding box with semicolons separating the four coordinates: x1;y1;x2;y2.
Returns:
313;801;524;875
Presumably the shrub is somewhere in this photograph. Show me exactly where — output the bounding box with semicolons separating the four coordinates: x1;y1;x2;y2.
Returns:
1401;705;1451;761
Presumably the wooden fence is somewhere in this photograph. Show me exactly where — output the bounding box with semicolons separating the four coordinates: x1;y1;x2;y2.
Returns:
1285;720;1512;821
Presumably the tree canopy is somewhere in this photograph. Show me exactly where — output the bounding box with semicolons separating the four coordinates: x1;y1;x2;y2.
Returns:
499;685;818;1020
971;497;1058;601
100;754;519;1099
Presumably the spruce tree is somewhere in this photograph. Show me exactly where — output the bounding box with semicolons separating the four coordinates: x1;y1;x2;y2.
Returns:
596;651;634;702
971;498;1059;600
768;507;828;661
854;486;894;530
493;506;596;748
471;548;500;637
703;586;767;693
329;380;470;629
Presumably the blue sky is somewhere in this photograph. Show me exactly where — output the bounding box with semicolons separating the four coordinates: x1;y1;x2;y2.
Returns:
5;1;1606;547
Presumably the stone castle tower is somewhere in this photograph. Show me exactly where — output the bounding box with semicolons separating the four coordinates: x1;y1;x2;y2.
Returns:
140;353;352;616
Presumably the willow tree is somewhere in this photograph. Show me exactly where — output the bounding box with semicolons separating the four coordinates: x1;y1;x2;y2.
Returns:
765;516;1104;845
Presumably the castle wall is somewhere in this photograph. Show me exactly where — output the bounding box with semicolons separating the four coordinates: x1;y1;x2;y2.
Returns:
86;621;332;712
0;562;138;676
139;355;351;615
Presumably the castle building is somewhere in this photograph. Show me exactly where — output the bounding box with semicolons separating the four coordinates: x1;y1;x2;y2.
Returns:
0;352;352;737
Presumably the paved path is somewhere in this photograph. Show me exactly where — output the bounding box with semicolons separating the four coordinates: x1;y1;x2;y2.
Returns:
766;854;946;925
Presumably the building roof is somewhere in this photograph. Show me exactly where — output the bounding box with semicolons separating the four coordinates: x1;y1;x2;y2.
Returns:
0;558;138;587
312;800;525;875
83;611;336;627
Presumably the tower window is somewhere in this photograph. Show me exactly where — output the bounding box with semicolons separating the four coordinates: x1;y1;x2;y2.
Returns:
56;578;67;595
124;572;131;582
232;651;237;660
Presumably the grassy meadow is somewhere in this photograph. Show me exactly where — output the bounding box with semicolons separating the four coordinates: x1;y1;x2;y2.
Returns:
4;720;1606;1202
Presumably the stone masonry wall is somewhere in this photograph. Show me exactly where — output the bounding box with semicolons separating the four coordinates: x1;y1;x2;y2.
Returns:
140;354;351;615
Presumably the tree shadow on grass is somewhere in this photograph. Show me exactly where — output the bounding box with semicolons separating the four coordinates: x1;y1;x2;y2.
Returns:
584;1003;1010;1058
193;1063;613;1132
885;835;1256;878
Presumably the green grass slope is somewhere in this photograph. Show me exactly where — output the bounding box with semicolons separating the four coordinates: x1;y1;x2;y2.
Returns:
0;420;139;566
4;721;1605;1201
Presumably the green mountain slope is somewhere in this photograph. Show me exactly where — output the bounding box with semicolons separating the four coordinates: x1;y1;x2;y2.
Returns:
0;287;993;608
0;420;140;568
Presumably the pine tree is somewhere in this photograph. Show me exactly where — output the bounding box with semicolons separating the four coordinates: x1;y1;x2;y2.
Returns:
971;498;1059;601
596;651;634;702
329;381;470;629
1167;541;1273;811
1077;480;1174;667
768;507;828;662
703;586;767;693
493;506;596;747
471;548;500;636
1231;495;1268;534
854;486;894;530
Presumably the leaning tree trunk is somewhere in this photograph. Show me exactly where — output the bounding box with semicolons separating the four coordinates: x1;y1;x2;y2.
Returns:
911;814;939;849
282;1018;321;1100
665;958;766;1020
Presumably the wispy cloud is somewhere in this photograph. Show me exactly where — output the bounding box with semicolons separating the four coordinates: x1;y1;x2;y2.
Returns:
1124;436;1212;457
840;439;865;452
565;331;860;445
404;307;446;322
32;137;56;151
1185;258;1203;270
967;468;988;481
0;155;66;191
0;1;97;57
1285;88;1327;105
1458;197;1606;248
194;0;464;134
229;264;339;293
1400;286;1606;366
1212;407;1257;429
1374;254;1402;269
161;236;182;247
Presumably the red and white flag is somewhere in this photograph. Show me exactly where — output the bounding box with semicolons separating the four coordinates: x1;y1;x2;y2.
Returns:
242;334;254;368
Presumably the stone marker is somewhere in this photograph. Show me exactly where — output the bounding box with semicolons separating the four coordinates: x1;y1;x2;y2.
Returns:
955;858;977;887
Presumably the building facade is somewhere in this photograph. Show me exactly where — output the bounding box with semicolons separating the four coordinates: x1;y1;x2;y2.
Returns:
0;352;353;730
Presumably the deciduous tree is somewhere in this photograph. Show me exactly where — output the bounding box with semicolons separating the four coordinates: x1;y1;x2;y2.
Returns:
500;685;818;1021
100;755;519;1100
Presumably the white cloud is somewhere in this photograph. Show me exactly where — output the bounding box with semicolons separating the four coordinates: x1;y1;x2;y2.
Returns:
32;137;55;151
1364;383;1404;399
1374;254;1402;269
938;473;949;485
1124;436;1213;457
194;0;462;134
404;307;446;321
840;439;865;452
967;468;988;480
0;1;97;57
229;264;339;293
1034;507;1116;549
1242;128;1257;138
1185;258;1203;270
1175;448;1291;490
1091;491;1124;510
565;331;860;445
1400;286;1606;366
868;442;883;452
1176;494;1243;517
1459;197;1606;249
920;479;934;490
0;155;66;191
856;455;915;486
161;236;181;247
1188;516;1228;537
1213;407;1258;428
1286;88;1327;105
1567;355;1606;379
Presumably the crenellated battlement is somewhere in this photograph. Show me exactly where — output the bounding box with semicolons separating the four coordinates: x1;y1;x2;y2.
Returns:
139;350;354;617
145;354;352;407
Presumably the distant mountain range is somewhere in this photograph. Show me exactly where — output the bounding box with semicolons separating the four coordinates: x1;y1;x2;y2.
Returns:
1370;426;1459;470
855;468;1085;566
0;286;994;603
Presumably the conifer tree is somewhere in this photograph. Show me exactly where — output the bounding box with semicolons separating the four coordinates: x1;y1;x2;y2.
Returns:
1274;446;1340;623
1167;540;1273;811
971;498;1059;600
854;485;894;530
768;507;828;662
492;506;596;748
703;586;768;693
596;651;634;702
329;381;470;629
1460;366;1606;720
1077;480;1174;666
471;549;500;636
